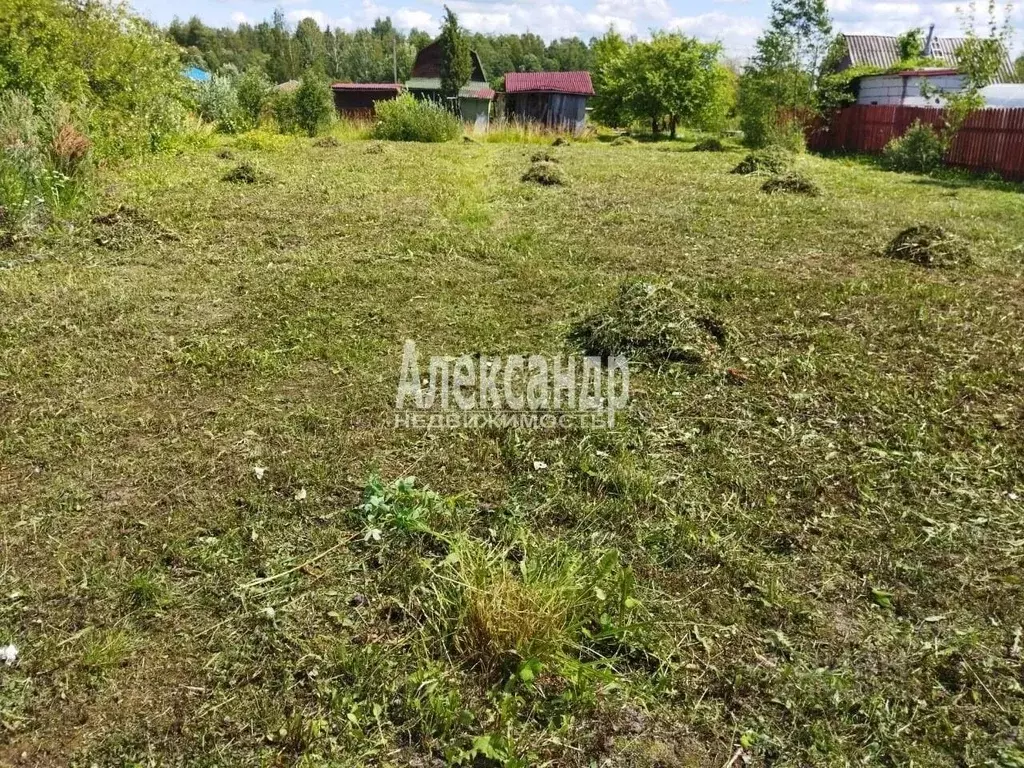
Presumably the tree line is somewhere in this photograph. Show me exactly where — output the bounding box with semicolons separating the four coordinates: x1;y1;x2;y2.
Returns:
169;12;597;89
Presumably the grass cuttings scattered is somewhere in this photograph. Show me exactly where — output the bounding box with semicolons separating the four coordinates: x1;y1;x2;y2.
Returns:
569;279;725;363
213;147;235;160
611;136;637;146
522;160;567;186
762;172;821;196
692;137;726;152
552;136;570;146
311;135;340;148
221;162;273;184
731;147;792;176
885;224;971;268
364;141;389;155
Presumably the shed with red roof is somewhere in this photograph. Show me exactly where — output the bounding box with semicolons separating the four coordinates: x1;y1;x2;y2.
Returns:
504;71;594;132
331;83;403;117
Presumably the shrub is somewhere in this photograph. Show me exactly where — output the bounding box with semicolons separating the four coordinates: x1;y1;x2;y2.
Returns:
0;0;186;157
884;225;970;268
269;91;299;134
569;279;725;364
194;75;242;134
371;94;461;143
236;69;272;130
882;121;946;174
731;147;792;175
0;91;91;243
293;72;334;137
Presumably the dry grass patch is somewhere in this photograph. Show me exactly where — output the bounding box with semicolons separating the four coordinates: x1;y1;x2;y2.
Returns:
522;160;567;186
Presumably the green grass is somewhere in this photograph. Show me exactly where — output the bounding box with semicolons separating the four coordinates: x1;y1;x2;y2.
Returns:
1;135;1023;767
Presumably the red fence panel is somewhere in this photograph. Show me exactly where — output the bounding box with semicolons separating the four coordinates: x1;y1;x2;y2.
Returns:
811;105;1024;181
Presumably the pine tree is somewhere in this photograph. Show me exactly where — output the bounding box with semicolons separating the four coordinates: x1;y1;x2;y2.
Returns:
439;7;472;101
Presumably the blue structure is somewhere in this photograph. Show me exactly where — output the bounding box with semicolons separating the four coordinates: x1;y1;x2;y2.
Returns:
183;66;211;83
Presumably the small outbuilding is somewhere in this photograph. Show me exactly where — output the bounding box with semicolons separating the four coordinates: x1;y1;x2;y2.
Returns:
504;71;594;132
331;83;403;117
856;68;963;107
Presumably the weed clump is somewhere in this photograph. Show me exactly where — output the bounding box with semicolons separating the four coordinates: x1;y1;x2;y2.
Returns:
214;147;235;160
882;121;946;174
611;135;637;146
692;137;726;152
311;135;340;148
570;280;725;363
364;141;388;155
884;225;970;268
761;172;820;196
92;205;179;250
731;147;792;175
371;93;461;143
552;136;570;147
522;160;566;187
222;162;272;184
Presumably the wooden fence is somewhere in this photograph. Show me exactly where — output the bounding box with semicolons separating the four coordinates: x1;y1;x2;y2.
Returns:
807;105;1024;181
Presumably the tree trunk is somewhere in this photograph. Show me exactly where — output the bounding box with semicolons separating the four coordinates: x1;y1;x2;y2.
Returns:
669;115;678;139
651;117;659;135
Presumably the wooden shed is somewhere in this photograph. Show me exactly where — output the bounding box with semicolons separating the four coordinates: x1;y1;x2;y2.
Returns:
504;72;594;133
331;83;403;117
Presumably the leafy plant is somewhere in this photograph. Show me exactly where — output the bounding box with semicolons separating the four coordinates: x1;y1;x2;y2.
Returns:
236;69;272;130
194;75;242;133
371;94;461;143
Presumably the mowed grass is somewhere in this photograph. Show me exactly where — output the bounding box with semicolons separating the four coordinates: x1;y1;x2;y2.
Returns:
1;134;1023;767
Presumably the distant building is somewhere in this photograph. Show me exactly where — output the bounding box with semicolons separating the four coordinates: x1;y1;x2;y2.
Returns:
503;72;595;132
183;66;211;83
331;83;402;117
856;68;963;107
405;41;495;128
834;33;1014;82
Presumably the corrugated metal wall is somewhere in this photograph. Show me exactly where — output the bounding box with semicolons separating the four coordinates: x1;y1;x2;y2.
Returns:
809;105;1024;180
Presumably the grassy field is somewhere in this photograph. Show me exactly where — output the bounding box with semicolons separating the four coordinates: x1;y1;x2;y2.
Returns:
1;131;1023;767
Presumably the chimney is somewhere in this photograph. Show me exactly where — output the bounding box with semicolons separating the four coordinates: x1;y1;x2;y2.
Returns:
923;24;936;57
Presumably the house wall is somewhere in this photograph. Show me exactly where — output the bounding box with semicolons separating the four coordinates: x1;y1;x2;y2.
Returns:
332;90;399;116
857;74;964;107
506;93;588;131
459;98;490;129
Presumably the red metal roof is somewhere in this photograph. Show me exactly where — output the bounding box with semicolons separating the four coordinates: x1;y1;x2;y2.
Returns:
504;71;594;96
462;86;496;100
331;83;403;91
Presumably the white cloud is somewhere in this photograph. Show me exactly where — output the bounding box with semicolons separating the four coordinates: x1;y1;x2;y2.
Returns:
394;7;435;30
667;12;761;53
230;11;252;24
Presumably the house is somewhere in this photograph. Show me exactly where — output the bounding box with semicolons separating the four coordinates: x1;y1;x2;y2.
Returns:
503;72;595;132
331;83;402;117
855;68;963;106
834;33;1014;82
405;41;495;127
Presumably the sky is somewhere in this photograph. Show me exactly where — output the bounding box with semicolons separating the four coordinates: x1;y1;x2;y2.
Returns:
133;0;1024;60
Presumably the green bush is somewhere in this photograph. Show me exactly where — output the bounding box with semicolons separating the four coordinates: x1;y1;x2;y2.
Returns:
0;91;91;243
194;75;242;134
293;72;334;137
236;70;272;130
882;121;946;174
0;0;186;157
371;94;461;143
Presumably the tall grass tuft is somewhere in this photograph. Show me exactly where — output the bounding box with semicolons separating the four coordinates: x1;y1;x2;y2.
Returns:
0;92;91;244
470;116;592;144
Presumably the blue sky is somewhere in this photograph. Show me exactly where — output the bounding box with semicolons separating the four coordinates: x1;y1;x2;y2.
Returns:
134;1;1023;59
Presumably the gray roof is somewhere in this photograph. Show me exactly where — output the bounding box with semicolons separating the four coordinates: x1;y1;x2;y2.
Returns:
841;34;1014;82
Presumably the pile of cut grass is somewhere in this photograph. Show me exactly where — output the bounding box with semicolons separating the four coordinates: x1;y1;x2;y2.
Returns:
732;147;792;175
692;137;726;152
221;162;273;184
884;224;970;267
91;205;179;250
611;135;637;146
522;160;566;186
762;172;821;196
569;279;724;363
